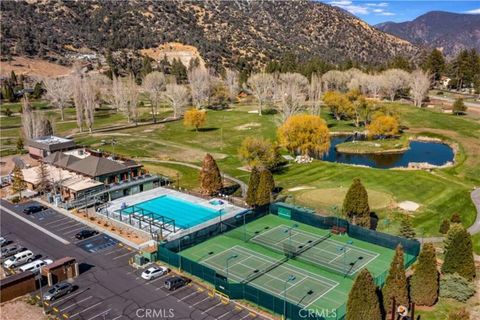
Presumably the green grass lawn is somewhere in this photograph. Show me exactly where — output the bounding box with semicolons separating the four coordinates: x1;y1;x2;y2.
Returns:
2;98;479;244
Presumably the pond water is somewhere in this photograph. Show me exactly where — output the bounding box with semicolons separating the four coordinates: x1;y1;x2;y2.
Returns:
321;136;455;169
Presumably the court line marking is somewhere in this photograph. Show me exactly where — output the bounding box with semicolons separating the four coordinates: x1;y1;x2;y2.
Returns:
253;225;380;275
201;245;339;308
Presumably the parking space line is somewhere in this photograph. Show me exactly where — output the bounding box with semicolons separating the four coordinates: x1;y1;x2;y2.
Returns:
69;302;103;318
178;290;199;302
217;310;234;319
86;308;111;320
44;217;69;226
166;285;189;296
60;296;93;311
112;251;135;260
145;274;169;285
191;296;212;307
48;220;77;228
56;223;84;232
62;227;86;235
50;291;84;306
104;247;126;256
0;205;70;245
201;301;223;314
111;315;123;320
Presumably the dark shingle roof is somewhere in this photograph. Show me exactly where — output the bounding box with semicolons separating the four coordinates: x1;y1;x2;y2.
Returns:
67;155;127;177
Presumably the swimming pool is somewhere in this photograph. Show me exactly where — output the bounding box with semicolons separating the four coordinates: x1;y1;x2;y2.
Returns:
132;195;222;229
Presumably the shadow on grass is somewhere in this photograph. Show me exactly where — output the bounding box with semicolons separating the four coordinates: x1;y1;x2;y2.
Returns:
197;127;219;132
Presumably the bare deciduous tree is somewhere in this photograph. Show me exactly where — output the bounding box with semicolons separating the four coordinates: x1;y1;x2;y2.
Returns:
21;95;34;139
365;74;382;99
188;67;211;108
125;74;139;124
245;73;275;115
381;69;410;101
82;77;97;133
410;69;431;107
72;75;85;132
322;70;348;91
43;77;73;121
143;71;166;123
274;73;308;123
308;73;323;115
224;68;239;103
163;83;190;118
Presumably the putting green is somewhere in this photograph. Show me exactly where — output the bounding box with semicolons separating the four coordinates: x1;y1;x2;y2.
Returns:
294;187;394;211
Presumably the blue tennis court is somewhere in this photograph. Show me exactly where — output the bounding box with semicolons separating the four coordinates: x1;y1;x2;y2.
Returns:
132;195;222;229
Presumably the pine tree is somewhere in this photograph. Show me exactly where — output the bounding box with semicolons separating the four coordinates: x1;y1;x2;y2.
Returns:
450;213;461;224
36;161;49;195
382;245;409;313
32;82;43;99
246;167;260;207
439;219;450;234
342;178;370;227
12;165;26;197
423;49;445;81
10;70;17;85
410;243;439;306
399;217;416;239
200;153;223;196
442;224;476;281
346;269;382;320
256;169;274;206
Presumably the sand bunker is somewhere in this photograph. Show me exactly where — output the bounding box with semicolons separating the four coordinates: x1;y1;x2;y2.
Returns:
398;201;420;212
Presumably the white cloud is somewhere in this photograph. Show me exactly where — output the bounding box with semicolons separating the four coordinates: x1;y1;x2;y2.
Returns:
465;8;480;14
366;2;388;7
329;1;370;15
372;8;384;13
379;12;395;16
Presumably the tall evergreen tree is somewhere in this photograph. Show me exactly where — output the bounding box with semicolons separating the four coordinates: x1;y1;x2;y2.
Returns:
256;169;274;206
32;82;43;99
346;269;382;320
423;49;445;81
342;178;370;227
200;153;223;196
442;224;476;281
246;167;260;207
36;161;49;195
10;70;17;85
12;165;26;197
399;217;416;239
382;245;409;313
410;243;439;306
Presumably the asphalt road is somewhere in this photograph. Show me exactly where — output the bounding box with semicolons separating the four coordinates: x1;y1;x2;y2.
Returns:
0;200;267;320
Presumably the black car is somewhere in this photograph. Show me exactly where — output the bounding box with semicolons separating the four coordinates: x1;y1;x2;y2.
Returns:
164;276;191;291
23;205;46;215
75;229;99;240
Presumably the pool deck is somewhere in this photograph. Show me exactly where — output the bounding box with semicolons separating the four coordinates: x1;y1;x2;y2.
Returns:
102;187;246;240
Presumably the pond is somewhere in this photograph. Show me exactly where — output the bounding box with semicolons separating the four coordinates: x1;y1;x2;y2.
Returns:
321;136;455;169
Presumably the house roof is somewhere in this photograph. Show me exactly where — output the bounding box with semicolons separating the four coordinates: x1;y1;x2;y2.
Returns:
43;152;79;168
67;155;127;177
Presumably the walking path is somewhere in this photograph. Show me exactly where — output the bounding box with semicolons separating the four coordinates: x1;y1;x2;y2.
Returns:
138;158;247;197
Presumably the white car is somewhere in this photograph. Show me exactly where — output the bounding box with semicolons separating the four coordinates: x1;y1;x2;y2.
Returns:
141;266;169;280
19;259;53;274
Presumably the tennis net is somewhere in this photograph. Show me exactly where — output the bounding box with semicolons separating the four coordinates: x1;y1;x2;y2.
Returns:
241;256;289;284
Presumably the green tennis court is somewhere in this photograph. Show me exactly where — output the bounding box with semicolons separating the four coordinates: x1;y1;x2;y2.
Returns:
250;225;379;277
202;245;339;308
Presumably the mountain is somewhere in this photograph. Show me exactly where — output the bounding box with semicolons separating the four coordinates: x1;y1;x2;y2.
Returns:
375;11;480;57
0;0;421;71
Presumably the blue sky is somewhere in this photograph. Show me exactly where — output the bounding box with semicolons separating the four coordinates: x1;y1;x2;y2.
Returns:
319;1;480;25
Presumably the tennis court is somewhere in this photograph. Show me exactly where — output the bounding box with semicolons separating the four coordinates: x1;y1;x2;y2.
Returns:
202;245;339;308
250;225;379;277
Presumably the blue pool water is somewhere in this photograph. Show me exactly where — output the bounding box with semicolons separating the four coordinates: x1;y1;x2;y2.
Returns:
134;195;221;229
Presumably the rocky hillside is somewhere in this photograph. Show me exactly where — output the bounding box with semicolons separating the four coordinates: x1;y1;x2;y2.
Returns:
376;11;480;58
1;0;421;70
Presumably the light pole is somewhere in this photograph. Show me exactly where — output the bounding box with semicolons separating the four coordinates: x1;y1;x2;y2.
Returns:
241;211;253;242
225;254;238;282
178;235;190;271
283;275;296;320
284;224;299;257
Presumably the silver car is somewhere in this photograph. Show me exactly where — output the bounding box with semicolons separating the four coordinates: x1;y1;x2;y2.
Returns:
0;245;26;261
44;282;73;301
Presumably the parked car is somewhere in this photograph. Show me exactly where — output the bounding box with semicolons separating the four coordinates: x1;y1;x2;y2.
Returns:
0;245;26;261
74;229;99;240
3;250;34;268
141;266;169;280
44;282;73;301
0;237;7;247
164;276;191;291
23;205;46;215
19;259;53;274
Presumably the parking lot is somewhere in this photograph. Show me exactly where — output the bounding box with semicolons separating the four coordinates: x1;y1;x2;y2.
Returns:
1;201;269;320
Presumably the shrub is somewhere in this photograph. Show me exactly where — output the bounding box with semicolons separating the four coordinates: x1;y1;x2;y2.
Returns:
448;308;470;320
450;213;461;223
439;219;450;234
440;273;475;302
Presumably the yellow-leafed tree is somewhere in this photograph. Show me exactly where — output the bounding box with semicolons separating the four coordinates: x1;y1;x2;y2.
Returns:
184;108;206;132
277;114;330;157
367;115;399;137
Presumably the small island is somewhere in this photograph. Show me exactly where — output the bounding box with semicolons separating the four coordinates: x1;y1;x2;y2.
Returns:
335;137;410;154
